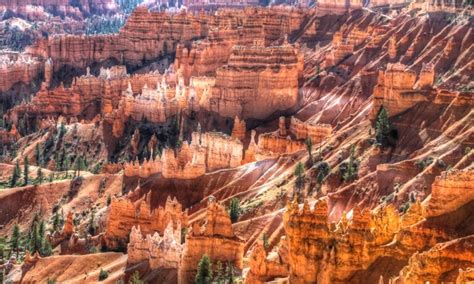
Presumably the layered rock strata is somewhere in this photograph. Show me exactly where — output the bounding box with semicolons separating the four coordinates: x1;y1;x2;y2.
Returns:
203;43;303;120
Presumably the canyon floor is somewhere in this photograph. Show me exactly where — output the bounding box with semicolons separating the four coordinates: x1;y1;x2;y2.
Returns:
0;1;473;283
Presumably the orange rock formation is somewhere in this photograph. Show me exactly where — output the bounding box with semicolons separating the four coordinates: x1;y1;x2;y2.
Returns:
105;196;188;249
179;199;244;284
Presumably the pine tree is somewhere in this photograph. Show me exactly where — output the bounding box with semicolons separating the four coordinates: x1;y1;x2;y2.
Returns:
36;167;44;185
9;160;21;188
228;198;240;224
341;145;358;182
226;262;235;284
195;254;212;284
42;239;53;256
107;194;112;206
37;220;45;253
35;144;41;166
129;271;144;284
375;106;391;147
52;211;62;231
305;138;313;160
88;208;96;235
315;161;330;185
10;223;21;258
215;261;224;284
23;156;29;186
295;162;305;190
75;157;83;177
262;233;270;249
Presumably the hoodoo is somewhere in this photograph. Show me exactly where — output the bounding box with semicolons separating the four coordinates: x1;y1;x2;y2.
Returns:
0;1;472;283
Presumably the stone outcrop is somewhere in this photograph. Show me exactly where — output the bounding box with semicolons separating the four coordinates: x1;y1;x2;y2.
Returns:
231;116;246;140
105;196;188;249
175;7;309;83
25;7;203;71
127;224;182;270
255;116;332;158
203;43;303;120
371;63;433;119
179;199;244;284
256;132;305;157
0;52;43;92
124;131;243;179
183;0;260;10
425;169;474;218
289;116;332;144
283;197;450;283
394;236;474;283
0;0;118;17
245;238;290;284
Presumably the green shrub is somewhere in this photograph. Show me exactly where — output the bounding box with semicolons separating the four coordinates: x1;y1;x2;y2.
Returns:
98;269;108;281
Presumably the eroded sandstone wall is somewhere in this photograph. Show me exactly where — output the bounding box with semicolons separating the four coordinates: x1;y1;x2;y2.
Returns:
204;44;303;120
105;196;187;249
127;224;183;270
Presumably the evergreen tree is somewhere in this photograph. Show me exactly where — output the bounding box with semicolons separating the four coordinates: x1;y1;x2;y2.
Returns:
375;107;391;147
42;239;53;256
195;254;212;284
262;233;270;249
215;261;224;284
295;162;305;191
74;157;80;177
129;271;144;284
9;160;21;188
38;220;45;252
10;223;21;258
35;144;41;166
226;262;235;284
315;161;330;185
107;194;112;206
52;211;62;231
228;198;240;224
36;167;44;185
23;156;29;186
305;138;313;161
341;145;358;182
88;208;96;235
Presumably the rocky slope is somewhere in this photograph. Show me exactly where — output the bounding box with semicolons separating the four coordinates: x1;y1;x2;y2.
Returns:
1;2;473;283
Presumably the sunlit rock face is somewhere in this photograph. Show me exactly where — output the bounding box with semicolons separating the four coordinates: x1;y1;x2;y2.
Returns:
0;53;43;92
178;199;244;284
204;43;303;120
105;196;188;249
425;169;474;218
1;2;474;283
127;224;183;270
123;130;243;179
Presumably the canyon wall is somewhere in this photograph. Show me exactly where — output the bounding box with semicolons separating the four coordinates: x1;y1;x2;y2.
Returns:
282;198;451;283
